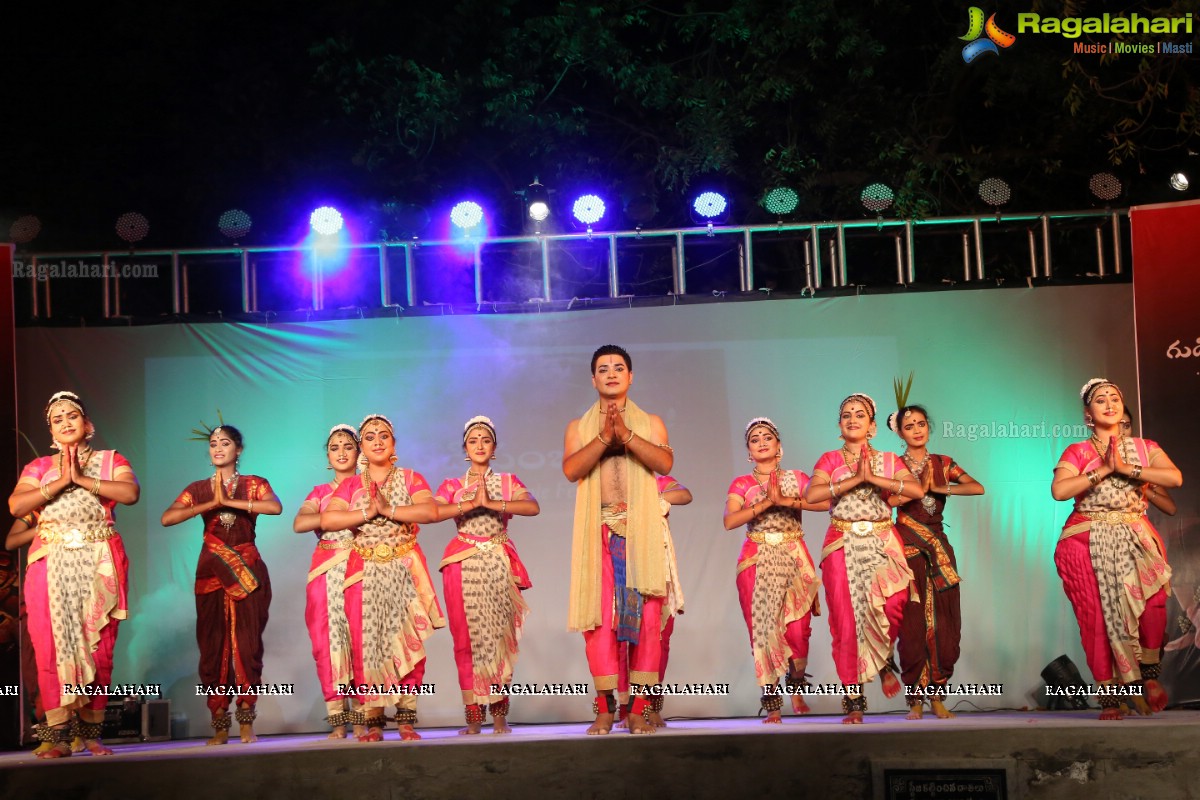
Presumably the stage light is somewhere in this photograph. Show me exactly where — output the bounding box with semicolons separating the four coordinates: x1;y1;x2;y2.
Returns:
450;201;484;232
310;206;344;236
1040;654;1091;711
1088;172;1123;202
218;208;253;241
692;191;729;221
762;187;799;217
978;177;1011;208
624;193;657;226
525;181;550;223
572;194;606;228
9;215;41;244
860;182;894;214
1169;172;1190;192
116;212;150;244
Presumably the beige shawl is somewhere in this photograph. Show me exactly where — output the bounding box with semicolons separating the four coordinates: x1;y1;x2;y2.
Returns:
568;398;666;632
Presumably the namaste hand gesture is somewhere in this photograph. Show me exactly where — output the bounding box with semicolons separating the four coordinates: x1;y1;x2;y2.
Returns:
212;470;228;506
368;481;391;519
609;402;631;446
857;444;876;484
1106;440;1130;478
765;470;785;508
921;462;938;494
56;445;79;492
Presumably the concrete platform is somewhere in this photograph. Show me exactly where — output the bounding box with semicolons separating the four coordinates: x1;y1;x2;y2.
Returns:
2;710;1198;799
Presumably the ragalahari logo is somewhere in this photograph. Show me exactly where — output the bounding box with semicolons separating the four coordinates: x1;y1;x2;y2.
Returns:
960;7;1017;62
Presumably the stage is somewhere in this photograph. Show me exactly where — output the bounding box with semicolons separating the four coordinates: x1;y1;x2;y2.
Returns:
2;709;1198;799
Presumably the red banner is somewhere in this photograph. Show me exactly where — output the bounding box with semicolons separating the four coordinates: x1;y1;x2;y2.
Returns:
1131;200;1200;703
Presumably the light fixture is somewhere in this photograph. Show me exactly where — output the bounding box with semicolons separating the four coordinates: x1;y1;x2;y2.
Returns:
571;194;606;233
1088;172;1123;202
1169;172;1190;192
690;190;730;228
116;212;150;244
450;200;484;233
310;206;344;236
525;181;550;224
762;187;799;218
978;177;1011;208
218;209;253;242
860;182;895;214
9;215;41;244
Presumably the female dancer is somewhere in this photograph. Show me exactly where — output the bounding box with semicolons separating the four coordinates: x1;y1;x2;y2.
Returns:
320;414;443;742
161;424;281;745
724;418;827;722
8;391;140;758
805;393;923;723
430;416;538;735
886;404;984;719
1052;378;1182;719
292;424;360;739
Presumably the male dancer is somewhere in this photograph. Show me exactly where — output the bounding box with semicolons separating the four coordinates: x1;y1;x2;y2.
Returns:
563;345;672;735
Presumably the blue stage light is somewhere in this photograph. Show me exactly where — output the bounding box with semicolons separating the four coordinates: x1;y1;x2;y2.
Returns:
450;201;484;231
692;191;728;220
310;206;344;236
572;195;606;226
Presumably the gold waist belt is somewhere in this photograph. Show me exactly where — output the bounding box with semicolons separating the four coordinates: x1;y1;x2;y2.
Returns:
38;524;115;549
831;518;892;536
318;539;352;550
353;539;416;562
457;532;509;553
747;530;802;545
1080;510;1142;525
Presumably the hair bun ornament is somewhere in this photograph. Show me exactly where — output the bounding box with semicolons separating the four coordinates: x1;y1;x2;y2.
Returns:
44;390;85;424
463;415;495;432
887;411;899;433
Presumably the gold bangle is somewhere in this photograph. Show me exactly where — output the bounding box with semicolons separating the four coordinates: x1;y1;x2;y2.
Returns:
829;480;839;499
40;484;52;501
91;479;101;495
597;433;612;447
456;500;464;516
248;499;254;515
501;500;507;515
1131;465;1143;480
389;504;397;520
361;508;370;523
621;430;635;445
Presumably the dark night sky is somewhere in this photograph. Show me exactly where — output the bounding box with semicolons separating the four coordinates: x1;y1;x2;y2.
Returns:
3;1;365;248
3;2;1196;250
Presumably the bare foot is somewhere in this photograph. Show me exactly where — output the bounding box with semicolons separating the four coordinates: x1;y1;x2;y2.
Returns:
881;670;902;699
327;725;347;740
906;704;924;720
357;727;383;742
763;710;783;724
36;741;72;760
239;723;257;744
458;721;483;735
627;714;656;735
586;712;614;735
70;736;85;753
351;724;367;740
32;741;54;757
791;694;810;714
83;739;114;755
492;717;512;734
647;710;667;727
1127;695;1152;717
1098;706;1125;721
930;699;955;719
841;711;864;725
205;729;229;746
398;724;421;741
1146;679;1169;713
613;713;628;730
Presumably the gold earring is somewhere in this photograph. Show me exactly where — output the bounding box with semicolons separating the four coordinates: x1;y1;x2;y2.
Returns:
464;455;470;461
